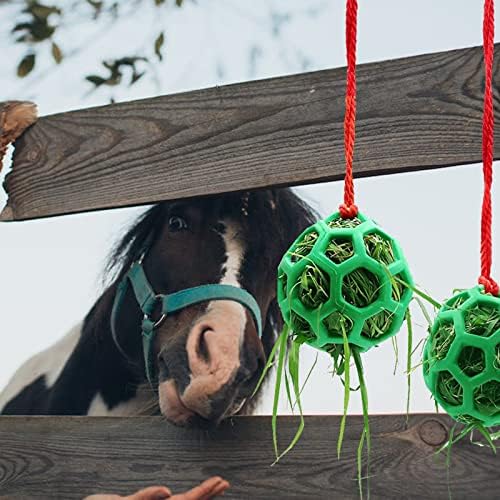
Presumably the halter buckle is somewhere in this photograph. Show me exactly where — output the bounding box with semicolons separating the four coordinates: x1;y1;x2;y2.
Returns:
144;312;167;329
144;311;167;329
143;293;167;329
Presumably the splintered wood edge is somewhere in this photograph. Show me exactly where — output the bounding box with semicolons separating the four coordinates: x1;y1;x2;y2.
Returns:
0;101;38;219
0;101;38;148
0;205;14;221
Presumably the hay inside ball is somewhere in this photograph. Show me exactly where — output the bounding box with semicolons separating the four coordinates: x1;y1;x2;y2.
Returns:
423;286;500;427
277;211;413;352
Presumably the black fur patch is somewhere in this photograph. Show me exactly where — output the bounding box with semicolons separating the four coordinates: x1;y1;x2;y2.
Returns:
1;375;50;415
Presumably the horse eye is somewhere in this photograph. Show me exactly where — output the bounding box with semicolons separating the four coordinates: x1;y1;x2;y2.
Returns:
214;222;225;234
168;215;188;232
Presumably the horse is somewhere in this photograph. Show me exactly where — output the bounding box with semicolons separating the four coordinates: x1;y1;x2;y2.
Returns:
0;188;316;426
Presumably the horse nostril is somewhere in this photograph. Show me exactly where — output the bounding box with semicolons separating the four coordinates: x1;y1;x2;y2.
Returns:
238;352;264;388
197;327;212;362
158;351;170;379
249;355;265;384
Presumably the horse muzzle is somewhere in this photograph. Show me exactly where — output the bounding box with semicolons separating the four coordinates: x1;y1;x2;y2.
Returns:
157;301;264;426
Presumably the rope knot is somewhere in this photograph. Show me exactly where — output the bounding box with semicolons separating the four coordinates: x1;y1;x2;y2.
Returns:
339;203;358;219
478;275;500;296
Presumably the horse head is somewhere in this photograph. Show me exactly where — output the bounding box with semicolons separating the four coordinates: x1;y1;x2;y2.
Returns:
109;189;316;426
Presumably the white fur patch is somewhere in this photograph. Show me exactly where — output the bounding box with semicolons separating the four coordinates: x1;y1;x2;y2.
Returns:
170;220;249;422
87;390;155;416
208;220;247;344
219;221;245;287
0;324;81;412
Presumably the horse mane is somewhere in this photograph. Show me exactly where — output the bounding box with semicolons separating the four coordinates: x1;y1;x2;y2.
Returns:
101;188;317;414
104;203;167;284
239;189;318;360
104;189;318;350
106;188;317;282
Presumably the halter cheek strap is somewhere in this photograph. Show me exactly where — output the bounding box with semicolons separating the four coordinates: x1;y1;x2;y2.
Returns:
111;261;262;384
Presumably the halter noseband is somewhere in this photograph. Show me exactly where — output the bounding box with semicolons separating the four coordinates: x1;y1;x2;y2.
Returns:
111;254;262;384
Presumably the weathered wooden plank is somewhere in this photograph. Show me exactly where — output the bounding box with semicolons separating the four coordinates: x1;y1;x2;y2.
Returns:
0;414;498;499
2;44;500;221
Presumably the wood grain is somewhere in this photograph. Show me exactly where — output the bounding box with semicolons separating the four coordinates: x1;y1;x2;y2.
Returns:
2;44;500;221
0;414;499;499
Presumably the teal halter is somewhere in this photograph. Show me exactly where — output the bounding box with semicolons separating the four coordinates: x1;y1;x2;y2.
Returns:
111;258;262;384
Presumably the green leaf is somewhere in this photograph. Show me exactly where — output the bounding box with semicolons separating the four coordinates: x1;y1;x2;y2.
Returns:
283;371;293;411
85;75;106;86
12;22;32;33
475;425;497;453
31;20;55;41
17;54;35;77
251;328;281;399
30;5;61;20
175;0;184;6
86;0;103;10
154;31;164;61
155;0;166;5
271;326;289;460
337;328;351;459
292;352;317;410
51;42;62;64
276;341;305;460
406;309;413;422
130;71;145;85
353;350;371;499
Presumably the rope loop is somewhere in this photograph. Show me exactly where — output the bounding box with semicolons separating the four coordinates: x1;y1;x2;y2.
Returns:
339;203;359;219
479;275;500;296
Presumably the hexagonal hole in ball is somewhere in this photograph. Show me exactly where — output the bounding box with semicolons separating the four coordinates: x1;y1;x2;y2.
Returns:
437;370;464;407
464;303;500;337
323;310;354;339
325;236;354;264
445;292;470;310
342;267;381;308
291;231;319;263
364;231;396;266
474;380;500;418
428;320;455;365
290;311;315;342
328;216;362;229
457;345;486;377
362;309;394;340
297;264;330;309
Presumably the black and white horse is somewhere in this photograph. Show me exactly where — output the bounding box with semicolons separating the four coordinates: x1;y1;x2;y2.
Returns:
0;189;315;426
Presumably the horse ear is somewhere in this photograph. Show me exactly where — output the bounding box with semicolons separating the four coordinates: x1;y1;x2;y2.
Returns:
269;190;278;210
241;191;250;216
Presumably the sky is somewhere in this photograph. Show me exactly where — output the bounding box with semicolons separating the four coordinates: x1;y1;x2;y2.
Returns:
0;0;498;417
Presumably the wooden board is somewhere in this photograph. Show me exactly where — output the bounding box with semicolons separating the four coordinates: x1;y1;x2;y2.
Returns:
0;414;499;499
2;44;500;221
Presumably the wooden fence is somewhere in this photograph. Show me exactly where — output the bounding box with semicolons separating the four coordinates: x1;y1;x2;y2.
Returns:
2;43;500;221
1;42;500;499
1;414;499;499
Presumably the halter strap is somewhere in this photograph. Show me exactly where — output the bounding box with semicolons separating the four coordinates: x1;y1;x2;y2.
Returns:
111;261;262;384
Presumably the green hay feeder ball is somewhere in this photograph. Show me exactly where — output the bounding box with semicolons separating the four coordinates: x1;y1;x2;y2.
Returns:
277;211;414;352
423;286;500;427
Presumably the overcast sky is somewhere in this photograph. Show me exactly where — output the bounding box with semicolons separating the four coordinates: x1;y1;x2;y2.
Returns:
0;0;498;416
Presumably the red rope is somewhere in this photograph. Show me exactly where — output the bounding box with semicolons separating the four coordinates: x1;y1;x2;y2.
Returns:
339;0;359;219
479;0;499;296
